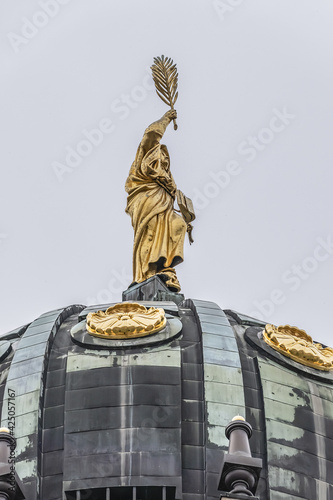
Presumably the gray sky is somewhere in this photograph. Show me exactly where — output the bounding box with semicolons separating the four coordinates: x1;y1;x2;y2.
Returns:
1;0;333;347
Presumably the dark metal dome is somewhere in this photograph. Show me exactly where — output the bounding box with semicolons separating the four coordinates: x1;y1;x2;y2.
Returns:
0;294;332;500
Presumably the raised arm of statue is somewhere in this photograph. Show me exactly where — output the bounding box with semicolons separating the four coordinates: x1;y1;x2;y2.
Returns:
140;110;177;155
131;109;178;199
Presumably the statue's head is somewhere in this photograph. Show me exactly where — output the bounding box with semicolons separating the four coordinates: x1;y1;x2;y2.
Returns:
161;144;170;171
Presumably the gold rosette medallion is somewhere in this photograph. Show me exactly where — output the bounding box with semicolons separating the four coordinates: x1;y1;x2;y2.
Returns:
86;302;166;339
263;324;333;371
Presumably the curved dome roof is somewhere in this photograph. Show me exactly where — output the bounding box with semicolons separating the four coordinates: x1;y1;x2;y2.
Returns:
0;298;332;499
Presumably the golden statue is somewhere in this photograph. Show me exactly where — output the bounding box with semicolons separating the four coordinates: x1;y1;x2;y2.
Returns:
125;56;194;293
263;324;333;371
125;110;186;292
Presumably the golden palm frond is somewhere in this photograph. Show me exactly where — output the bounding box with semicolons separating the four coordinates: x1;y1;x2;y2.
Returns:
151;55;179;130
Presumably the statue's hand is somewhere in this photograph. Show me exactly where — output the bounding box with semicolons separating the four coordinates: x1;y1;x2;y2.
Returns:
164;109;177;122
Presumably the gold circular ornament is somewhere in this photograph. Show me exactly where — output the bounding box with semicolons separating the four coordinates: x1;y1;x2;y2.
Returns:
86;302;166;339
263;324;333;371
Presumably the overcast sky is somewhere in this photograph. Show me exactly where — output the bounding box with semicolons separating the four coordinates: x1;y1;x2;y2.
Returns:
1;0;333;347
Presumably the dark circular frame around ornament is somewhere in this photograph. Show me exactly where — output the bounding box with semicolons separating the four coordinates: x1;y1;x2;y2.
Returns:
70;314;182;350
245;326;333;384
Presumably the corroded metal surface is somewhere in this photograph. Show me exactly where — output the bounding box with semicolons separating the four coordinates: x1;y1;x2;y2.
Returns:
0;305;85;500
0;301;332;499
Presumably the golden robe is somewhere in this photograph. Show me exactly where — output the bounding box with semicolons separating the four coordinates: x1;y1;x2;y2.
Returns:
125;118;186;290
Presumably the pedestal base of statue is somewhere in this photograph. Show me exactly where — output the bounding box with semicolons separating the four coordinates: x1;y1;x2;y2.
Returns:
122;275;185;304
